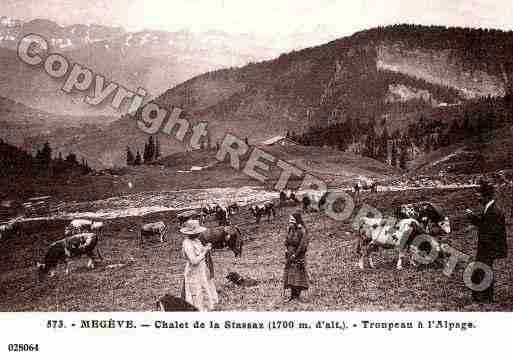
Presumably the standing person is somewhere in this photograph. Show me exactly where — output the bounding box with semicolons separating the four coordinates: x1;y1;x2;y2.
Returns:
180;219;218;311
283;212;309;302
465;181;508;303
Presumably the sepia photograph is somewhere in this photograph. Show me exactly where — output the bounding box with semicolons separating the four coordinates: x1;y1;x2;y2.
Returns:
0;0;512;316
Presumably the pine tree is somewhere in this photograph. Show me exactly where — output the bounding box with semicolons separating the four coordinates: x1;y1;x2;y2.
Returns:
391;142;397;167
399;147;407;169
135;150;142;165
143;142;149;163
126;146;135;166
147;136;155;161
37;142;52;169
378;126;389;162
155;137;161;159
425;135;432;153
462;114;473;137
65;152;77;164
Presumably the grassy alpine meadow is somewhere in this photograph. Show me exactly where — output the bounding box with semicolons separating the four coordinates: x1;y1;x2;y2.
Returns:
1;185;512;312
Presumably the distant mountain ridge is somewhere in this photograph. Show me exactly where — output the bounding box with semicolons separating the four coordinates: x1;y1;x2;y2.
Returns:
0;17;337;117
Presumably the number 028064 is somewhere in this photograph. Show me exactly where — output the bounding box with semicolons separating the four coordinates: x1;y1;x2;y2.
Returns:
7;344;40;352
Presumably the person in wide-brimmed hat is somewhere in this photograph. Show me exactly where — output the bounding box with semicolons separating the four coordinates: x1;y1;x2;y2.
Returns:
283;211;309;302
465;180;508;303
180;219;218;311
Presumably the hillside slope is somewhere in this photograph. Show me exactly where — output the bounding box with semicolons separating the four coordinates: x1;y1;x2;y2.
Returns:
45;25;513;167
410;125;513;176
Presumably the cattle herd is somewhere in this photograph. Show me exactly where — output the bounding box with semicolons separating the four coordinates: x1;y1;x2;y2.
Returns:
1;186;455;310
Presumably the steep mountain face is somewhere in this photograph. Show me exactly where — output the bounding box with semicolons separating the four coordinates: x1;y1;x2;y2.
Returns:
151;25;513;137
25;25;513;168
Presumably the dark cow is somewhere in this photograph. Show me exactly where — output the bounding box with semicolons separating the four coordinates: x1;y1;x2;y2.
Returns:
199;226;243;257
156;294;198;311
227;202;240;215
356;180;378;193
37;232;101;280
249;202;276;224
226;272;258;287
177;210;202;226
301;192;326;212
214;205;230;226
395;201;451;235
0;217;22;241
200;204;217;222
279;190;299;209
139;221;167;244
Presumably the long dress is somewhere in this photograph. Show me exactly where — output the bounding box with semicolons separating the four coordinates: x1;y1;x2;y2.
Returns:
182;238;219;311
283;224;309;290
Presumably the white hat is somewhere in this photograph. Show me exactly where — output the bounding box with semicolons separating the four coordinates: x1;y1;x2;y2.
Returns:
180;219;207;235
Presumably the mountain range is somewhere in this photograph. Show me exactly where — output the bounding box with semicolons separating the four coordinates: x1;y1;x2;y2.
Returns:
3;21;513;170
0;17;337;116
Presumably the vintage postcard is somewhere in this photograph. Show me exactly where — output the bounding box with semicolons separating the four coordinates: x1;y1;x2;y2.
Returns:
0;0;512;356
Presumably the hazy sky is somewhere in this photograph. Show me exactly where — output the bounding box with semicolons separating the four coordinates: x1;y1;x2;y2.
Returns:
3;0;513;37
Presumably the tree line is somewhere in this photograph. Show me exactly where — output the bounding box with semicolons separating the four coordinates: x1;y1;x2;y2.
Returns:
288;96;513;169
0;138;93;199
126;136;161;166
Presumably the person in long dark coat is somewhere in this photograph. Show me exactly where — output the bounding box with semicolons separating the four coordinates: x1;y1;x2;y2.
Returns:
465;181;508;303
283;212;309;301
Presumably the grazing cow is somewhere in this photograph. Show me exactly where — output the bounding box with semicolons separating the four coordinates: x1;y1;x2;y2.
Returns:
227;202;240;215
0;216;23;240
37;232;100;280
156;294;198;311
139;221;167;244
200;204;217;222
0;219;19;241
177;210;201;226
226;272;258;287
64;219;104;236
214;205;230;226
279;190;299;209
356;179;378;193
355;217;428;270
249;202;276;224
199;226;243;257
301;192;325;212
395;201;451;235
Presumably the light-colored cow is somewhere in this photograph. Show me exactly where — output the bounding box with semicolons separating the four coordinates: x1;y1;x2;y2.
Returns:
139;221;167;244
355;217;429;270
64;219;104;236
